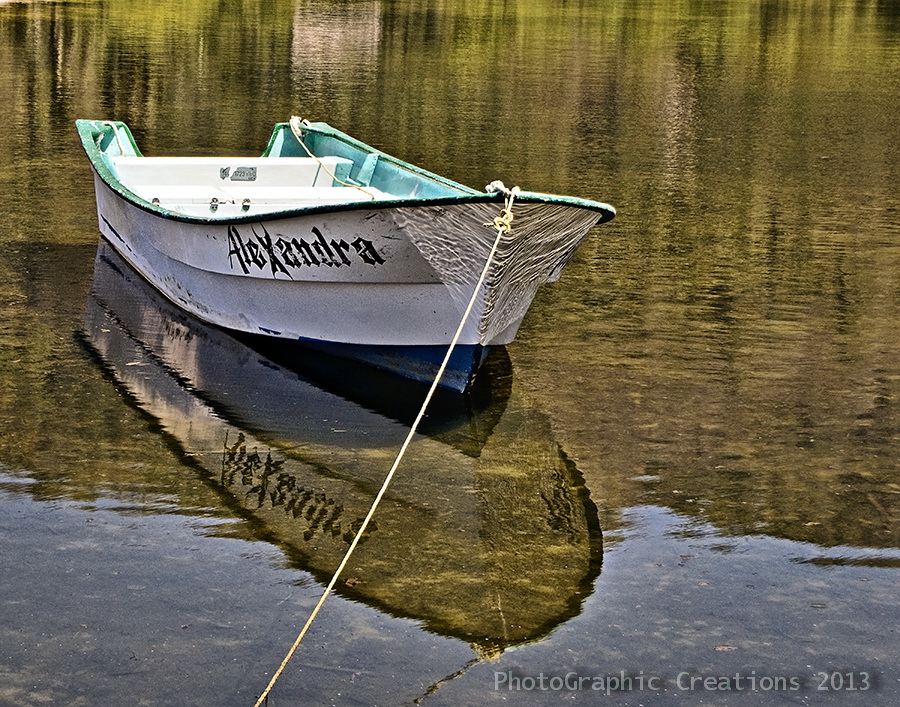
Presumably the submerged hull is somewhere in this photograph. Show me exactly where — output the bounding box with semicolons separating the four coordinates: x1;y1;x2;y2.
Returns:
79;119;616;390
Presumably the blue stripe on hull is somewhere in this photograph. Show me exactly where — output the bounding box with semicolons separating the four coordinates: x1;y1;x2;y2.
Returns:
281;339;493;392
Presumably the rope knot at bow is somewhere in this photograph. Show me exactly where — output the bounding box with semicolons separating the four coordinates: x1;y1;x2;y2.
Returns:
484;181;521;235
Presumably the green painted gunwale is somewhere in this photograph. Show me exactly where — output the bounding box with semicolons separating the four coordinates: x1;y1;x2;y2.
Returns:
76;119;616;226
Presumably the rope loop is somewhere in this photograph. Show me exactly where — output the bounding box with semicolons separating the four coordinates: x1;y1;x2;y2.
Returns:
102;121;126;156
484;181;521;235
288;116;376;200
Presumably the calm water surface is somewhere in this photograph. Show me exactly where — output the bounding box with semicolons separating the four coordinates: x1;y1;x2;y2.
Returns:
1;1;898;705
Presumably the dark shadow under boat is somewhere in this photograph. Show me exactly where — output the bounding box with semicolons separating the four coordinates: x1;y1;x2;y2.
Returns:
81;240;603;653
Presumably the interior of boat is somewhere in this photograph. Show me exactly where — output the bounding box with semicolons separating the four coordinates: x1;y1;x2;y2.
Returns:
111;155;393;217
82;118;481;218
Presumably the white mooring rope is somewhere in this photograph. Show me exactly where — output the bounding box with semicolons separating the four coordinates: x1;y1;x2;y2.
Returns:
253;184;520;706
288;116;377;200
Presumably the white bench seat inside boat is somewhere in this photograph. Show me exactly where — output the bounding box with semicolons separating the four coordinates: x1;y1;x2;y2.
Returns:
110;156;393;213
111;155;355;188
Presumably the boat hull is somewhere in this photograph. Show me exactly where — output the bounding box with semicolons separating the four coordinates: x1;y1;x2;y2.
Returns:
92;174;603;389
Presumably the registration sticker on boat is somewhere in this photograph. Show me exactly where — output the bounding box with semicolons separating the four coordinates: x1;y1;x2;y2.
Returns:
220;166;258;181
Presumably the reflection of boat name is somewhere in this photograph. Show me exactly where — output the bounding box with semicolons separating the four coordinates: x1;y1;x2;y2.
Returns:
221;433;374;543
541;466;584;542
227;223;386;277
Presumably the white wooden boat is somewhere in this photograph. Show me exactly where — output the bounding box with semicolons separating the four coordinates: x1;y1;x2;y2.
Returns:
77;118;616;390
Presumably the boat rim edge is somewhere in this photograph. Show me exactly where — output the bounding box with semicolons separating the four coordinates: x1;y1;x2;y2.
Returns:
75;119;616;226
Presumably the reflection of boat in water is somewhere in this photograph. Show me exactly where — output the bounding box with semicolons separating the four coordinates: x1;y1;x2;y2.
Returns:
81;241;603;652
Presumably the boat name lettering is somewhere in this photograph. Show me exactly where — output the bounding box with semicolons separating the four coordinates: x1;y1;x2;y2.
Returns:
227;224;386;277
